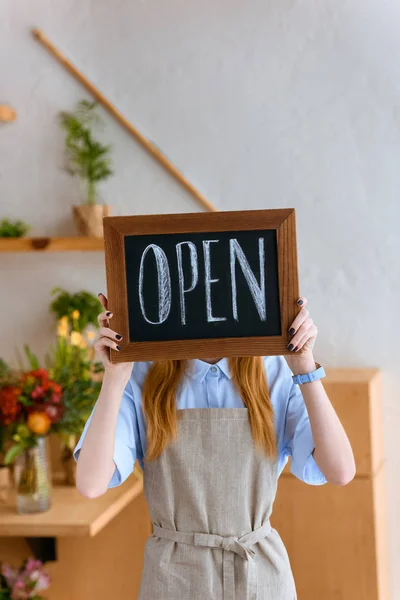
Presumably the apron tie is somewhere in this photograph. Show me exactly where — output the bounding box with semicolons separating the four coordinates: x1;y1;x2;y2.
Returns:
152;519;271;600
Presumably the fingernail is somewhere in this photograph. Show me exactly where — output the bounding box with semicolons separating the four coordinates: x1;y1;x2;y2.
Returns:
294;347;298;352
297;299;303;306
288;344;294;351
116;335;122;341
97;293;102;297
106;311;112;317
289;328;295;336
116;345;121;351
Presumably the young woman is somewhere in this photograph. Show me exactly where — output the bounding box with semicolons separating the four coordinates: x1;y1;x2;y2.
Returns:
74;293;355;600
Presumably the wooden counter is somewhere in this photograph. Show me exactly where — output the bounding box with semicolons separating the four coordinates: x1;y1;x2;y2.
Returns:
0;476;151;600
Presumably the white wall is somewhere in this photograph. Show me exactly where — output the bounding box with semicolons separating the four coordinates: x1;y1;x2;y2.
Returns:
1;0;399;594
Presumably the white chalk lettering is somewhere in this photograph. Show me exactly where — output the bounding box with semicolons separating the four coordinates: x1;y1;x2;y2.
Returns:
203;240;226;323
229;238;266;321
176;241;198;325
139;244;171;324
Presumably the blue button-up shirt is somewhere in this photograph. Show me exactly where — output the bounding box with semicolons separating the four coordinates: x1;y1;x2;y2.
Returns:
74;356;327;488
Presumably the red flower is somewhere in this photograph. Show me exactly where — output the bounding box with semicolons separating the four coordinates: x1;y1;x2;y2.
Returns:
30;369;49;380
50;382;62;395
0;385;22;425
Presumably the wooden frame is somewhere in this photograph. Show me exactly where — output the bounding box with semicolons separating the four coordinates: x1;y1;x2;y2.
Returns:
104;209;299;362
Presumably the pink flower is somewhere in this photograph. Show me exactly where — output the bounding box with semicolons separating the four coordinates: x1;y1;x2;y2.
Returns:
24;558;42;574
31;386;44;400
11;579;29;600
2;563;18;586
51;393;61;404
44;405;58;419
30;570;50;591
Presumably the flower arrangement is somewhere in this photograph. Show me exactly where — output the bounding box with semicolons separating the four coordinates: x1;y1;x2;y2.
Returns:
0;558;50;600
0;364;63;465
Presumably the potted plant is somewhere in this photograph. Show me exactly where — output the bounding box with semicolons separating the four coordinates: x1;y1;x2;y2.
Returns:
59;100;113;238
46;329;103;486
0;558;50;599
50;288;101;334
0;219;30;238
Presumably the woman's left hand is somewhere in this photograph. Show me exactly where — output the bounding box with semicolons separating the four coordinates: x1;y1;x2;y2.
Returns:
285;297;318;375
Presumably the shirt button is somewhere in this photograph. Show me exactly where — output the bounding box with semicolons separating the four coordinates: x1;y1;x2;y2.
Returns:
210;366;218;374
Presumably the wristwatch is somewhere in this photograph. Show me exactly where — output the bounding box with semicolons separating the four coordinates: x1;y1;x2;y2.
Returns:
292;363;326;385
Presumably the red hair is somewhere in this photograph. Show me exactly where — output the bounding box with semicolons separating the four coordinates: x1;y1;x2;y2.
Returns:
142;356;276;461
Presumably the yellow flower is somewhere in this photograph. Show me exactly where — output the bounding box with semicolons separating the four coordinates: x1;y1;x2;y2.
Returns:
71;310;80;320
57;322;69;338
27;412;51;435
86;330;96;342
70;331;83;347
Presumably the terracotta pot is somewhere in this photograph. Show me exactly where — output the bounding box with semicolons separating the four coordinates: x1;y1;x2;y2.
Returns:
72;204;111;238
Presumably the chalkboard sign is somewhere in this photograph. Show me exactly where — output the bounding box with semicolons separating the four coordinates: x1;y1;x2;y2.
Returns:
104;209;299;362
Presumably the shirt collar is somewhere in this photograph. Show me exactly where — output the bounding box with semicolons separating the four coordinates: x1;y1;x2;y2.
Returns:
185;358;232;382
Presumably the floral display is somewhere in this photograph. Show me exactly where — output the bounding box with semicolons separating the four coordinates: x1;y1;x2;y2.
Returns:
0;558;50;600
1;367;63;465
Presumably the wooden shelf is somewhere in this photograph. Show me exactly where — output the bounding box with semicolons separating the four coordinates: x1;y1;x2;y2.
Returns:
0;237;104;252
0;478;143;538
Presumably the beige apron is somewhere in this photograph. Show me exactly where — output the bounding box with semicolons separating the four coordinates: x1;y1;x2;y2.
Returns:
139;408;297;600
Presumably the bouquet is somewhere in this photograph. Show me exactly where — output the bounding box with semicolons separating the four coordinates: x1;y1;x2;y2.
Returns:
0;558;50;600
0;363;63;465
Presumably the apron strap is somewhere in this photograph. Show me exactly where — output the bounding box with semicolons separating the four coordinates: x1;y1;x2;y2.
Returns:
152;519;272;600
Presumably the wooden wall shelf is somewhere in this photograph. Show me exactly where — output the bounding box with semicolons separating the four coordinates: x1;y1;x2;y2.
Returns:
0;237;104;252
0;478;143;538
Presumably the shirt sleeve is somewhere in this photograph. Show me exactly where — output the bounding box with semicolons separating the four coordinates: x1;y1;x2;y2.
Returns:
284;378;327;486
73;378;142;488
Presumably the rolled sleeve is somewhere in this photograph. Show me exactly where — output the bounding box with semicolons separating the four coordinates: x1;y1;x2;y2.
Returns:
74;377;141;488
285;381;327;486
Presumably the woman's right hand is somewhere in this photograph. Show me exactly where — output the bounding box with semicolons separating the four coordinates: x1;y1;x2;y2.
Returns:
95;293;133;382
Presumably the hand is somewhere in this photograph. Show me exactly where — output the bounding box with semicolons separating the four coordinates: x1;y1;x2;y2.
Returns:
95;293;133;382
285;297;318;375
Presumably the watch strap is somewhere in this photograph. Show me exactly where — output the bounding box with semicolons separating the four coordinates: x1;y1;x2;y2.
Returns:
292;363;326;385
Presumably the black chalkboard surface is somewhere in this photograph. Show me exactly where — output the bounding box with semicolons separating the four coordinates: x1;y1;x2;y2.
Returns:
124;229;281;342
104;209;299;362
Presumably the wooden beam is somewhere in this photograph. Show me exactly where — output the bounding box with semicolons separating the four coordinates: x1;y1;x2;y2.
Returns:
32;28;217;213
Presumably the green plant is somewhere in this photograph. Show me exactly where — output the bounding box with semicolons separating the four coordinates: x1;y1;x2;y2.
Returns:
45;336;103;440
50;288;101;333
0;219;30;238
59;100;113;205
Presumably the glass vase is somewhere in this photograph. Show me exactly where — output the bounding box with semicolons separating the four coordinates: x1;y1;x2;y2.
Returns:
14;437;52;514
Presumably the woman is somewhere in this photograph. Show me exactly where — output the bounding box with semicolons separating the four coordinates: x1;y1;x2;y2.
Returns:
74;293;355;599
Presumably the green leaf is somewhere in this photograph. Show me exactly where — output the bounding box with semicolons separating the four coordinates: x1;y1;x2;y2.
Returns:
4;444;25;465
24;345;40;370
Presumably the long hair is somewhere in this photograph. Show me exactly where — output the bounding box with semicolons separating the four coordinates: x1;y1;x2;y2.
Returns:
142;356;276;461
